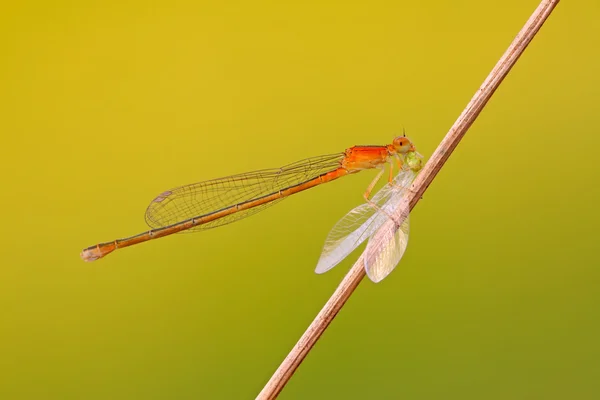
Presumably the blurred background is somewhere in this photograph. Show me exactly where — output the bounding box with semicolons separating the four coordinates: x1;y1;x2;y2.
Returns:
1;0;599;398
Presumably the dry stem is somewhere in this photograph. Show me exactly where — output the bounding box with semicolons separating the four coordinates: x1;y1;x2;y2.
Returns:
257;1;560;398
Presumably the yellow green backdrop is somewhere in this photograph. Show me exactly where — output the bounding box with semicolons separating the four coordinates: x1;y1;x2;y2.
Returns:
1;1;599;398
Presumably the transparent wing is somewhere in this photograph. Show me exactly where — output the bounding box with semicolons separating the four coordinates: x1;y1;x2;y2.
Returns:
315;169;416;274
145;153;345;231
364;210;410;283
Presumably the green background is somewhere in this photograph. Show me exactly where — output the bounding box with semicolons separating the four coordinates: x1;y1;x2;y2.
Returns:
1;1;599;398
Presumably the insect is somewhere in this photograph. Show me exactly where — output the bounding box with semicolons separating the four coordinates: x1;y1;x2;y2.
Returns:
81;136;421;262
315;151;422;282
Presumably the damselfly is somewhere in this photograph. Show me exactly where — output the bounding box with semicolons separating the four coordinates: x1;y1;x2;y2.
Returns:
81;136;421;262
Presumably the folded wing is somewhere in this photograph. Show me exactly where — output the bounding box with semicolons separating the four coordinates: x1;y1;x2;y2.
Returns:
364;209;410;283
315;169;416;274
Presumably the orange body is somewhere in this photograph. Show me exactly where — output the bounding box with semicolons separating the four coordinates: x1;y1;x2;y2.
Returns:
81;137;416;261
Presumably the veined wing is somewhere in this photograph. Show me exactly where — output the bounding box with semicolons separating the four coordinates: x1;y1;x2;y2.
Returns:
364;206;410;283
315;169;417;274
145;153;345;231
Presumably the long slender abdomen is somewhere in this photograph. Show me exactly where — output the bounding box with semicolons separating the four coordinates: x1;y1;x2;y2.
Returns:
80;167;354;262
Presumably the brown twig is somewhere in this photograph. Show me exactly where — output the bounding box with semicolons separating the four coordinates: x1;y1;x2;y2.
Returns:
257;1;560;398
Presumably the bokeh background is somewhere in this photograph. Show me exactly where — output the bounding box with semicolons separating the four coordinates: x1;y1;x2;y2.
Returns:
1;1;599;398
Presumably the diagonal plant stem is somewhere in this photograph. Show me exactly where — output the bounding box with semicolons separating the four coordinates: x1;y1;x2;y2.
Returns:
257;0;560;398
